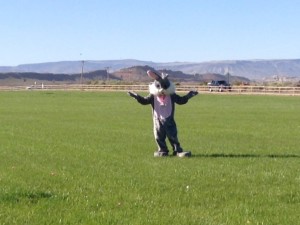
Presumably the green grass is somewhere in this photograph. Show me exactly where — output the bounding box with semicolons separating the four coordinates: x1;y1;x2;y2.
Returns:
0;91;299;225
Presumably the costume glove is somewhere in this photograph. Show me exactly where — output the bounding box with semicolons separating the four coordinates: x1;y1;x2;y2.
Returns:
127;91;138;99
187;91;198;99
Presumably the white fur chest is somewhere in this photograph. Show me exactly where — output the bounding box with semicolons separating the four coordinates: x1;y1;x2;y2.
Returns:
153;95;172;120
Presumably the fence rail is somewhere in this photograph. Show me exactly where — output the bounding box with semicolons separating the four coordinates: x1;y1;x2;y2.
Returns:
1;84;300;96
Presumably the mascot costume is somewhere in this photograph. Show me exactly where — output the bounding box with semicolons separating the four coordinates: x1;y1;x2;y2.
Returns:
128;70;198;157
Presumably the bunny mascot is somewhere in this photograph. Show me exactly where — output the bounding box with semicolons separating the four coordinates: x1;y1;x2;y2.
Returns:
128;70;198;157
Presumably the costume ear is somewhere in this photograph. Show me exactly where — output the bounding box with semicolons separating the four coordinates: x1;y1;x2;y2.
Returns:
147;70;162;81
161;73;169;79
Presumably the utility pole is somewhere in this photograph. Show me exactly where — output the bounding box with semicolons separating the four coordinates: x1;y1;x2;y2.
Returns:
105;67;110;81
225;67;230;84
81;60;84;89
227;71;230;84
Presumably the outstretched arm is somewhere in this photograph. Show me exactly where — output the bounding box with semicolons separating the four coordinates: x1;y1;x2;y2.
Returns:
187;90;198;98
127;91;153;105
173;91;198;105
128;91;139;99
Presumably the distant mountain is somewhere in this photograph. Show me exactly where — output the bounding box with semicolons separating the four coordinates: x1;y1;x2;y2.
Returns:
0;70;121;85
112;66;250;83
1;59;300;80
0;66;250;85
0;60;156;74
161;59;300;80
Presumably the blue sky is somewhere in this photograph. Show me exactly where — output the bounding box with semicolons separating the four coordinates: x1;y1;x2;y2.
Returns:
1;0;300;66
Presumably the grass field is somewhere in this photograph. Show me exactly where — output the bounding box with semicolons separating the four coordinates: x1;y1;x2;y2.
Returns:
0;91;299;225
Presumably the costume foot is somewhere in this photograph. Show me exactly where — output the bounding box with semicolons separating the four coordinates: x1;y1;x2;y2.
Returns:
154;151;169;157
174;151;192;157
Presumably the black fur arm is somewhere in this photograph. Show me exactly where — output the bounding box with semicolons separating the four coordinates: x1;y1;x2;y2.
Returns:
173;91;198;105
127;92;153;105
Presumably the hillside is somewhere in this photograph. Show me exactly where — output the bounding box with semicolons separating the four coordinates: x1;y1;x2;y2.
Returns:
0;66;250;85
1;59;300;80
112;66;249;83
0;70;120;85
160;59;300;80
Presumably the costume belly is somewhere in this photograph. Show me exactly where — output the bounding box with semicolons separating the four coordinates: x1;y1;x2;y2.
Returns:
153;95;172;120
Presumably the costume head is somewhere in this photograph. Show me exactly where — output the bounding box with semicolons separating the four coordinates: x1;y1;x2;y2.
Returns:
147;70;175;96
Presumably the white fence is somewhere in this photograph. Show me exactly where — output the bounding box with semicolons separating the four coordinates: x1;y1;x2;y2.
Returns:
1;84;300;96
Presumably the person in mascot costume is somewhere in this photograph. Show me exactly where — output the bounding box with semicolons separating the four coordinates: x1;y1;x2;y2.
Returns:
128;70;198;157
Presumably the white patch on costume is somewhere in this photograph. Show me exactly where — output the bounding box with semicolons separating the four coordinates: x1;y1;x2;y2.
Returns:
154;95;172;120
149;81;176;96
149;81;175;120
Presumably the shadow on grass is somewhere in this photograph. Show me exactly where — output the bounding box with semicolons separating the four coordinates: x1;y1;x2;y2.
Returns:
193;153;300;158
0;191;53;204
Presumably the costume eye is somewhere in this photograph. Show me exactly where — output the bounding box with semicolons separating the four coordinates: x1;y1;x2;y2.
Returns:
161;80;170;89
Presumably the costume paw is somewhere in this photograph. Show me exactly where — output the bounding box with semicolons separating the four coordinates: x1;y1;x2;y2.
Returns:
174;151;192;157
127;91;138;99
154;151;169;157
188;91;198;98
